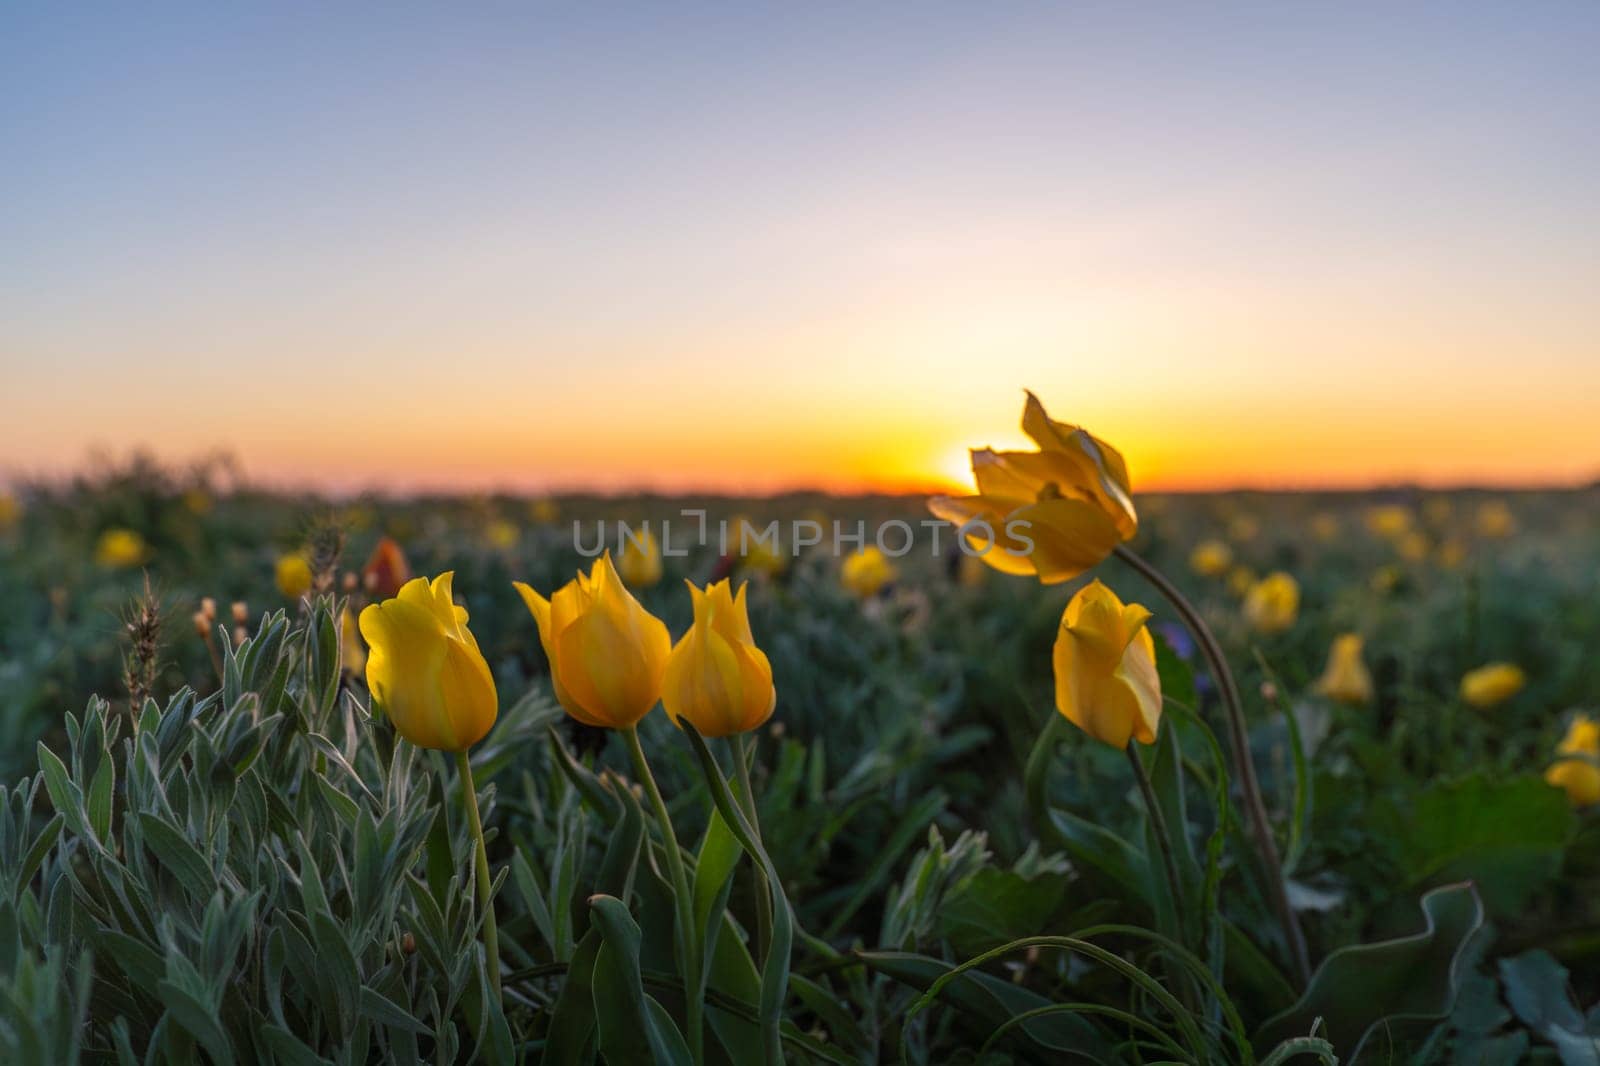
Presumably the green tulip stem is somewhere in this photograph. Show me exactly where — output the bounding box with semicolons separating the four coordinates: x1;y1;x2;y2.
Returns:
1125;743;1190;950
455;749;502;1002
624;726;704;1066
1113;544;1311;986
732;732;774;963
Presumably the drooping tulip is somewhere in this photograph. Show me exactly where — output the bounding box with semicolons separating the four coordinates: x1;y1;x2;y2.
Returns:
1188;539;1233;578
661;579;776;737
841;546;897;597
1557;713;1600;757
1459;662;1525;708
513;553;671;730
276;554;313;599
359;573;498;751
95;528;147;568
616;528;664;588
1052;581;1162;749
363;536;412;599
1545;759;1600;807
1314;633;1373;705
928;391;1137;585
1243;572;1299;634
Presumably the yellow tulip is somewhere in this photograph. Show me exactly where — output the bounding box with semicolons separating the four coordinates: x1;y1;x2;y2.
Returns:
486;519;519;550
0;491;18;528
340;607;366;675
529;497;560;524
1398;531;1430;563
1227;514;1260;543
1314;633;1373;705
1475;499;1515;539
616;528;664;588
1370;565;1402;594
182;488;212;514
1188;539;1233;578
1459;662;1525;708
841;546;897;597
513;553;671;730
1545;759;1600;807
1437;539;1467;569
275;554;313;599
928;391;1136;585
1424;497;1453;525
1052;581;1162;749
359;573;498;751
1365;504;1413;540
95;528;147;568
1557;713;1600;757
958;550;989;588
661;579;775;737
1309;513;1340;542
1243;572;1299;634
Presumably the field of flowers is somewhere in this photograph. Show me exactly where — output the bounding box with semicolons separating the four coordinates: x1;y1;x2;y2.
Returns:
1;406;1597;1063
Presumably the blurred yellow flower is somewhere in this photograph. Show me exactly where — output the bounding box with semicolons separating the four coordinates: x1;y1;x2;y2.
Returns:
1226;565;1257;597
1365;504;1414;540
740;539;788;576
1460;662;1525;708
1398;531;1430;563
1314;633;1374;705
513;553;671;730
1052;581;1161;749
616;528;664;588
1424;496;1453;525
1370;565;1402;594
1310;512;1340;542
1475;499;1515;539
1544;759;1600;807
529;497;560;524
958;550;989;588
1227;514;1260;543
340;607;366;675
1243;572;1299;634
359;573;498;751
486;519;519;549
182;488;212;514
661;579;775;737
1556;713;1600;757
841;546;897;597
1437;539;1467;569
0;491;21;529
1188;539;1234;577
95;528;147;569
275;554;313;599
928;391;1136;585
728;516;788;576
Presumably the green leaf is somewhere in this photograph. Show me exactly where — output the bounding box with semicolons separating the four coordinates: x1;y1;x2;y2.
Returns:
311;912;361;1040
589;894;692;1066
88;757;116;843
261;1024;333;1066
1498;950;1600;1064
1378;774;1572;915
359;986;432;1037
856;950;1115;1061
156;979;234;1066
137;814;216;900
36;743;86;838
691;807;741;963
1254;882;1485;1060
938;865;1068;956
543;928;602;1065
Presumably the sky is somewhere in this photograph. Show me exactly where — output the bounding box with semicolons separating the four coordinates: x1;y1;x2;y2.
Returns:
3;3;1598;495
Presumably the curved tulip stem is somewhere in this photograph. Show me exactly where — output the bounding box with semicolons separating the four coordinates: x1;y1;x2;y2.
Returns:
623;726;704;1065
1125;743;1190;950
1112;544;1311;986
732;732;774;962
455;750;502;1003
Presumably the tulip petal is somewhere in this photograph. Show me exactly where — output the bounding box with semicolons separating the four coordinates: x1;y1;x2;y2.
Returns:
1006;497;1124;584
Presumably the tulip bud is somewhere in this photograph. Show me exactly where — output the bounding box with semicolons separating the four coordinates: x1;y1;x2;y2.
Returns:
1052;581;1162;749
928;391;1136;585
362;536;412;600
661;579;776;737
841;547;897;597
192;610;211;637
275;554;313;600
200;597;218;621
616;528;664;588
1460;662;1525;708
513;553;671;730
1314;633;1374;705
359;573;497;751
231;600;249;624
1243;572;1299;634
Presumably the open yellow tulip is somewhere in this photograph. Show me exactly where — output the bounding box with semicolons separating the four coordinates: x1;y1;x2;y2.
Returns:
840;546;897;597
1315;633;1374;705
1053;581;1162;749
929;391;1136;585
513;553;671;730
662;579;775;737
1459;662;1525;708
359;573;498;751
